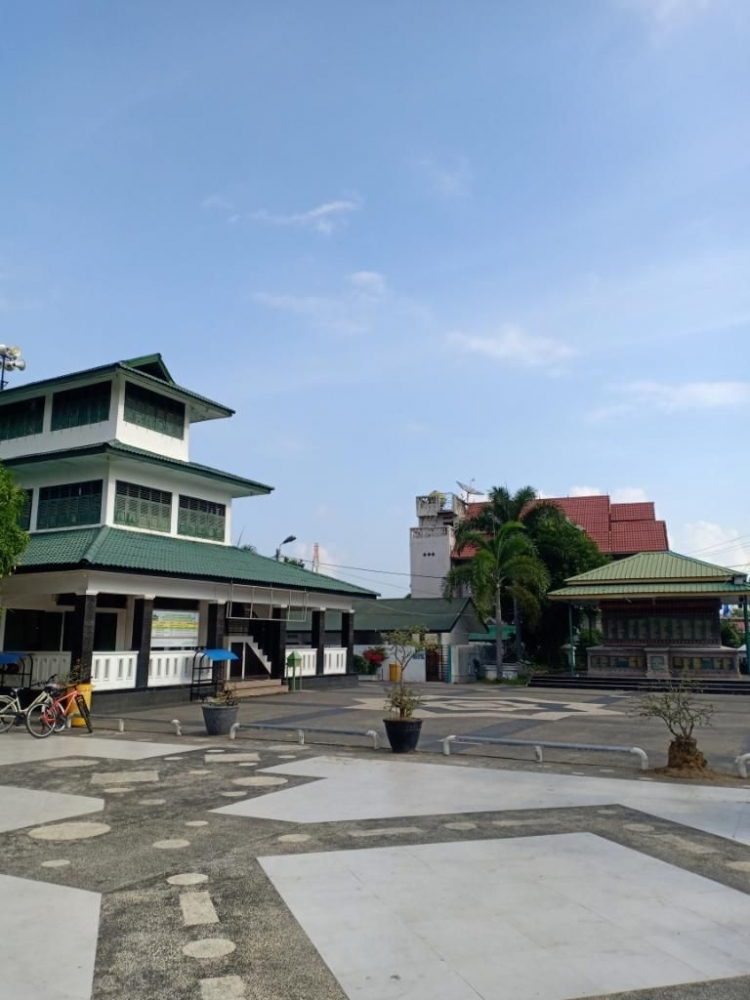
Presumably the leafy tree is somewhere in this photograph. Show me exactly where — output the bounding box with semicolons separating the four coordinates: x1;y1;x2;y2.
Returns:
720;620;742;648
282;555;305;569
0;464;29;577
522;504;608;666
444;522;549;670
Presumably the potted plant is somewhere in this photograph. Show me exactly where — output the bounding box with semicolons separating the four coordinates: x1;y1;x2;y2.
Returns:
382;626;427;753
201;682;240;736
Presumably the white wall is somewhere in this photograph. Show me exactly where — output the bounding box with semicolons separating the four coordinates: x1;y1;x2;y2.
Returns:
409;525;453;598
114;374;190;461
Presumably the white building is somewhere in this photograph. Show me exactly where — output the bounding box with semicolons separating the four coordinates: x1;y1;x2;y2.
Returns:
409;492;468;598
0;353;374;698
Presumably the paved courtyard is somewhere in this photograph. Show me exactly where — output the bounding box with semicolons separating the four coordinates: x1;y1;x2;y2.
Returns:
2;696;750;1000
108;683;750;773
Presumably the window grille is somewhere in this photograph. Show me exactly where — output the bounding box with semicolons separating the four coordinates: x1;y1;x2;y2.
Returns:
0;396;45;441
114;481;172;533
178;494;226;541
51;382;111;430
18;489;32;530
37;480;103;529
123;382;184;438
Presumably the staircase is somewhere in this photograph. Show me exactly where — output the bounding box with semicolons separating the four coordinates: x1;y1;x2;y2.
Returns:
232;678;288;699
529;674;750;695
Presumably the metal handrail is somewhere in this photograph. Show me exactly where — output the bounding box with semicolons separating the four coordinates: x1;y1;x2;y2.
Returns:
228;721;379;749
441;734;648;770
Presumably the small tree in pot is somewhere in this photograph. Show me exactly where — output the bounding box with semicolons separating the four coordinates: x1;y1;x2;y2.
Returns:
382;625;427;753
636;680;715;771
201;682;240;736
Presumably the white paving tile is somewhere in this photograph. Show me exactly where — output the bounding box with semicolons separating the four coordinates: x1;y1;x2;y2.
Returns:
215;756;750;843
1;873;100;999
260;833;750;1000
0;786;104;833
0;734;201;766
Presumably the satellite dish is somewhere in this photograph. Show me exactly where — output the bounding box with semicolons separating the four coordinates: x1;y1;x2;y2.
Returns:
456;480;475;497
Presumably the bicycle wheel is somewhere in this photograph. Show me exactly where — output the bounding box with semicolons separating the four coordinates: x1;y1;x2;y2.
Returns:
75;694;93;733
25;703;57;739
52;703;68;733
0;695;17;734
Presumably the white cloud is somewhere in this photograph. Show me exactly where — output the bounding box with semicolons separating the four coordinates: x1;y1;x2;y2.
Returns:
417;156;473;198
611;487;649;503
349;271;388;296
621;0;714;32
251;291;367;336
592;380;750;419
675;521;750;571
201;193;234;211
249;198;361;235
569;485;603;497
447;325;577;369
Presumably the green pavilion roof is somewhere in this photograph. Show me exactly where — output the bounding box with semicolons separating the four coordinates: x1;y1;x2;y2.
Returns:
549;550;750;603
4;441;273;497
0;353;233;420
16;527;375;598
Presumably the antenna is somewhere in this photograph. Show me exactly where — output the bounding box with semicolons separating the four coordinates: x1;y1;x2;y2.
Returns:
312;543;320;573
456;480;487;499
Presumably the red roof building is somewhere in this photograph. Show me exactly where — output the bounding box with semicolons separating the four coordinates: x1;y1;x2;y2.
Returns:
455;495;669;560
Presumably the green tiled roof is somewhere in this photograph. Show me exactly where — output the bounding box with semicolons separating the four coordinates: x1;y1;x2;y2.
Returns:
564;551;741;584
4;442;273;496
289;597;482;633
0;354;233;418
549;581;750;601
17;527;375;597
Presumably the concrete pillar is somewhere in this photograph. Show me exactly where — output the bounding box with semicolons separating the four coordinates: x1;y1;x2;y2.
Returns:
341;611;354;674
271;607;287;680
207;602;226;649
72;594;97;683
312;610;325;676
133;598;154;690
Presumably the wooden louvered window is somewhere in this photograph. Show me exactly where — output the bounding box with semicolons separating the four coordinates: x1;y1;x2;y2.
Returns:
114;481;172;533
18;489;32;531
51;382;111;430
178;495;226;541
0;396;45;441
36;481;102;529
123;382;185;439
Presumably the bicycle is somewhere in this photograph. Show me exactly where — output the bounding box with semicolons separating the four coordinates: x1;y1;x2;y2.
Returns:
0;675;92;738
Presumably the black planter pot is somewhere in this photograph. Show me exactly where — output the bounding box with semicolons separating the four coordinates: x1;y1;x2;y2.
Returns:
201;703;239;736
383;718;423;753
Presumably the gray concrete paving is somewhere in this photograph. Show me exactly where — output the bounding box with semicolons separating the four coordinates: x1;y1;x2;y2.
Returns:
100;683;750;774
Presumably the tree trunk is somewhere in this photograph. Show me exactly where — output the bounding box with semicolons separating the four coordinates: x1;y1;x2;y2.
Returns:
496;595;504;670
667;736;707;770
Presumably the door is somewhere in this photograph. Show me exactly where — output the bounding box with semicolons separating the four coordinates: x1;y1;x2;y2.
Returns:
425;647;442;682
94;612;118;652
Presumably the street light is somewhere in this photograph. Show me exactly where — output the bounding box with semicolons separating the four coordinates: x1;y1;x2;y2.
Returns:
0;344;26;391
275;535;297;561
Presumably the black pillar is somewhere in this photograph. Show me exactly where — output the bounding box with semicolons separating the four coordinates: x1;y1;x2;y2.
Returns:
312;610;325;676
207;602;226;649
70;594;97;682
133;598;154;690
271;607;287;680
341;611;354;674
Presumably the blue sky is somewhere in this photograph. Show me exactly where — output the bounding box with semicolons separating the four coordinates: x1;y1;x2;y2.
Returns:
2;0;749;594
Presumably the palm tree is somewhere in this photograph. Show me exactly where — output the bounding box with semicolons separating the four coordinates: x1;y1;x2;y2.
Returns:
444;522;549;671
454;486;548;659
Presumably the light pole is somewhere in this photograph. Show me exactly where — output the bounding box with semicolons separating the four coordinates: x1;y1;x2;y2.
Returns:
0;344;26;390
275;534;297;561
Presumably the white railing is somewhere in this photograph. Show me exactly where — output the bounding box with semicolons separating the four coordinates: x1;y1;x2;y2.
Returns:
91;652;137;691
30;651;72;684
284;648;318;677
148;650;195;687
324;647;347;674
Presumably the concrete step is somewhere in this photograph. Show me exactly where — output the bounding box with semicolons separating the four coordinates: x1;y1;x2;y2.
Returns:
232;678;288;699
